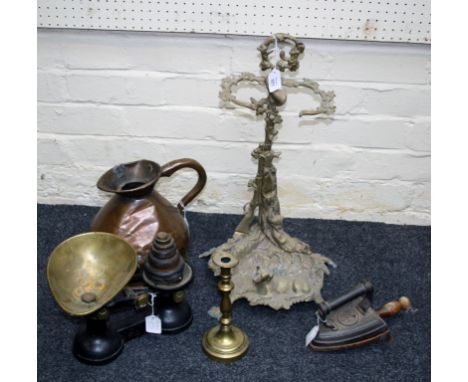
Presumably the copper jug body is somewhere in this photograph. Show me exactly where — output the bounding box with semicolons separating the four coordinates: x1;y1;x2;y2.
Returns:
91;158;207;263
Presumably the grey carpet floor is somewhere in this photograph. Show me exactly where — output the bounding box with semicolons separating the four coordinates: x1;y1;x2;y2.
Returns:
37;204;430;382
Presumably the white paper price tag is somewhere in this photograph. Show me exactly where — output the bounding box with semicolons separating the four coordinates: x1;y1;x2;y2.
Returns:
305;325;319;347
268;68;282;92
145;315;162;334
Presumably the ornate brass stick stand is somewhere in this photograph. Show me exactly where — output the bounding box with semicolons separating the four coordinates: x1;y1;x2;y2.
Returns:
202;34;336;309
202;251;249;362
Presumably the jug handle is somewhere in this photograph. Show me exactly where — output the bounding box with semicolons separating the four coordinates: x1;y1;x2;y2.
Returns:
160;158;207;213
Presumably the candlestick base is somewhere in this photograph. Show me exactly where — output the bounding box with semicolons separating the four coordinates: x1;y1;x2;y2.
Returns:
202;325;249;363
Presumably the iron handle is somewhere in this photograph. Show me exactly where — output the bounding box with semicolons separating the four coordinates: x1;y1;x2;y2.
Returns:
318;281;374;318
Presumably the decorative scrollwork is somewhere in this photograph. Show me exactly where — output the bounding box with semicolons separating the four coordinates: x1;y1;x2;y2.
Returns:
282;78;336;116
219;74;335;119
219;73;264;111
257;33;305;72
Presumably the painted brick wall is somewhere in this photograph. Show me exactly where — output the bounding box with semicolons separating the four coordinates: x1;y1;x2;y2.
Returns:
37;29;431;225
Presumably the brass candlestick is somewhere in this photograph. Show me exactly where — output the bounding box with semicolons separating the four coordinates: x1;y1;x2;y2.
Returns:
202;251;249;362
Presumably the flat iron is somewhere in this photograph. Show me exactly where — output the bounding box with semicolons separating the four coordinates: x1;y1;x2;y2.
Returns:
308;281;410;351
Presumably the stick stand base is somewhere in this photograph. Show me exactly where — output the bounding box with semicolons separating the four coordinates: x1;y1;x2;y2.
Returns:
201;224;332;310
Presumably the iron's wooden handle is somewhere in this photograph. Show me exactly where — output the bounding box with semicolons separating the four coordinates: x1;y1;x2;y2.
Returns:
377;296;411;318
160;158;207;212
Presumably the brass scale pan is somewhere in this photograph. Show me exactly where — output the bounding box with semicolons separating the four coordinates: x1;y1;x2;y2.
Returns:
47;232;137;316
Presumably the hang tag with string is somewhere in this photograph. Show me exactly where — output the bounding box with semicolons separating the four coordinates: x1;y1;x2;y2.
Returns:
305;312;323;347
268;37;282;92
145;292;162;334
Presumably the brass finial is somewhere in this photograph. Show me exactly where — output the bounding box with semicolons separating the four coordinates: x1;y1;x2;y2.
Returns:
202;251;249;362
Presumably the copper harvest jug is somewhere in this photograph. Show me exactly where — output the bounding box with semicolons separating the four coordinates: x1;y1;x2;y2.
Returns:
91;159;207;263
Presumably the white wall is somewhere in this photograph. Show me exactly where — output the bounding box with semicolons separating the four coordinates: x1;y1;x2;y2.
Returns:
37;29;430;225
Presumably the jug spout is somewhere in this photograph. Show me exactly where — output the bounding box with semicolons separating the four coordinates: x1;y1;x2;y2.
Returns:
97;160;161;197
